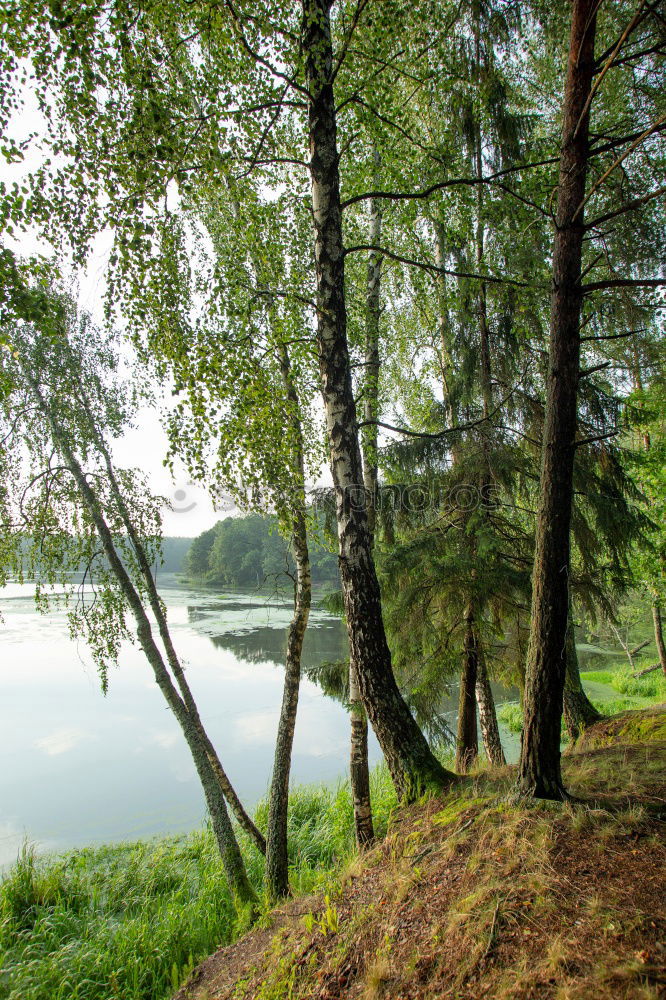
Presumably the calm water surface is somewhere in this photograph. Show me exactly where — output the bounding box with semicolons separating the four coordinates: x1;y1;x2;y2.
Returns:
0;577;374;867
0;575;532;868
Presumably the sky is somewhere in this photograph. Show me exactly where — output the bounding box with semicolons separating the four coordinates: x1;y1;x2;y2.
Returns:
2;82;228;538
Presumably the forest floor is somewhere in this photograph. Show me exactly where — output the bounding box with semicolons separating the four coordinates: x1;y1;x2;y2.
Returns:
174;705;666;1000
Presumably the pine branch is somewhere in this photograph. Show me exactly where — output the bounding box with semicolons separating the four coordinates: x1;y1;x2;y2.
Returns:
586;185;666;227
589;119;666;156
580;328;646;342
576;0;655;137
574;430;619;448
574;114;666;220
579;361;612;378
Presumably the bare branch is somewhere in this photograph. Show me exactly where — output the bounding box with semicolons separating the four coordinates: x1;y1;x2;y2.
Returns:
340;157;560;210
576;0;650;137
580;327;646;342
222;0;310;98
331;0;373;83
574;430;619;448
586;185;666;227
583;278;666;292
574;114;666;219
344;244;534;288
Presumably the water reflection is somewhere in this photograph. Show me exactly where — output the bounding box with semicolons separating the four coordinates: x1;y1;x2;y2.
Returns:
0;576;372;867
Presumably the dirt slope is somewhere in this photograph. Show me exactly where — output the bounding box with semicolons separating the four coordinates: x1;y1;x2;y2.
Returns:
175;707;666;1000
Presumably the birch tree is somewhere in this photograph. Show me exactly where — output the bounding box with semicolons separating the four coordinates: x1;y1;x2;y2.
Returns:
0;295;259;905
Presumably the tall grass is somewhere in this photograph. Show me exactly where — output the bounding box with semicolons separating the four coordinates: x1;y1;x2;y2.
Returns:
0;765;397;1000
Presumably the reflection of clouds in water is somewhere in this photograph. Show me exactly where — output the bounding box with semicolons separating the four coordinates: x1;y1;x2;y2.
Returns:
293;708;348;759
150;729;180;750
169;758;197;784
35;727;88;756
0;819;53;871
234;709;279;747
1;578;355;857
234;697;348;759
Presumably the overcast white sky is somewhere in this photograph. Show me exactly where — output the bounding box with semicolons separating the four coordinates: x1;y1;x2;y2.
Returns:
2;82;229;537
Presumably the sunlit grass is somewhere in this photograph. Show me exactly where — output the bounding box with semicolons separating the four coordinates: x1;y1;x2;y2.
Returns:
580;662;666;703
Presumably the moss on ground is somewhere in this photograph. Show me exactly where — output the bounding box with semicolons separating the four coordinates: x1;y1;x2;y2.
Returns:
569;703;666;751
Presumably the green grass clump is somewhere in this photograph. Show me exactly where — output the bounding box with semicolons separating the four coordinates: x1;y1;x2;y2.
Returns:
497;702;523;734
590;696;644;716
0;833;237;1000
0;768;397;1000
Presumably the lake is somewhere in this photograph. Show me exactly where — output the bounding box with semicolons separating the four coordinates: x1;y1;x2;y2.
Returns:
0;575;553;868
0;577;369;868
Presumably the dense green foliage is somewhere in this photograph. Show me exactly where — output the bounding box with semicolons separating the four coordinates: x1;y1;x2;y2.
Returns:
0;0;664;990
183;514;338;589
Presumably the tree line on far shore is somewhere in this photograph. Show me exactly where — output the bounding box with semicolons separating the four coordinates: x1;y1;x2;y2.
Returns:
183;515;339;590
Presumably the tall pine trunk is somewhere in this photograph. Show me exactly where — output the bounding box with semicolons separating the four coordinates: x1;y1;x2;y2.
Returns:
303;0;455;798
653;602;666;676
434;222;455;432
265;345;312;899
517;0;597;799
474;123;505;767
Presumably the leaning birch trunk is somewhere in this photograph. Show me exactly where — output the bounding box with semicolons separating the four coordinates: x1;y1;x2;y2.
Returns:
73;386;266;854
476;646;506;766
303;0;456;798
31;385;256;906
265;345;312;900
652;602;666;677
563;611;602;741
349;162;382;849
517;0;597;799
349;663;374;847
456;608;479;773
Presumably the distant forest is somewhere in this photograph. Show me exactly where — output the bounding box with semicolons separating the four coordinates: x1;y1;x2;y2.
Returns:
181;514;339;589
156;537;194;574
